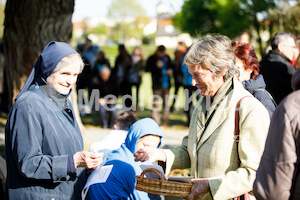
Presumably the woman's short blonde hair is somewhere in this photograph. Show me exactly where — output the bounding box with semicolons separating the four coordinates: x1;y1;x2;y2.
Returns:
184;34;239;81
53;53;84;73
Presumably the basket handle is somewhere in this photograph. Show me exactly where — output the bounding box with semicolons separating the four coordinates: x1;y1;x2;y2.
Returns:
166;169;189;179
140;168;164;181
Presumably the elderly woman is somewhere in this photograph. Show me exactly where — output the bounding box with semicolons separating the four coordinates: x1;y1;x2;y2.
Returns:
134;35;270;199
5;41;103;199
232;41;276;118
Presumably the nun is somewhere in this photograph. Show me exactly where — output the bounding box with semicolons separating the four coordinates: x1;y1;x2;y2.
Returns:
5;41;103;200
87;118;163;200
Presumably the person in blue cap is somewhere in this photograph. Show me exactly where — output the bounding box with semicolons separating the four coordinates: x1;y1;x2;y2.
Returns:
86;118;163;200
5;41;103;200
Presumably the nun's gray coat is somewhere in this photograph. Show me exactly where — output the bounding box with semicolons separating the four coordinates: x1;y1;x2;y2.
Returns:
5;84;86;200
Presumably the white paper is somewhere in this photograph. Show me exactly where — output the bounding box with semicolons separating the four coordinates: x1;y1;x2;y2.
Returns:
81;165;113;200
139;164;166;180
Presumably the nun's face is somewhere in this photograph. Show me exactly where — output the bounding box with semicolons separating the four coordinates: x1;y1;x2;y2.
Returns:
46;63;80;95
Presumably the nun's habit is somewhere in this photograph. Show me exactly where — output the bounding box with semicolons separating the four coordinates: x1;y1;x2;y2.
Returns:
87;118;163;200
5;41;86;200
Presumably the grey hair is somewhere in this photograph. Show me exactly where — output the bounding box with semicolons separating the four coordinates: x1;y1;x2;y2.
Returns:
53;53;84;73
184;34;239;81
271;32;296;50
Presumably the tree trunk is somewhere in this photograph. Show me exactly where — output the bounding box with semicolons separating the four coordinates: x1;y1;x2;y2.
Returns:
4;0;74;105
3;0;86;133
70;85;86;134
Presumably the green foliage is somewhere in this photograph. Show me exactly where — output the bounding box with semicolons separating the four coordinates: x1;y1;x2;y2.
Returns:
108;0;145;18
107;0;147;43
173;0;275;39
101;45;118;67
89;23;107;35
215;0;251;37
268;3;300;36
173;0;217;37
0;1;4;39
285;4;300;35
239;0;275;14
142;36;155;46
73;0;148;44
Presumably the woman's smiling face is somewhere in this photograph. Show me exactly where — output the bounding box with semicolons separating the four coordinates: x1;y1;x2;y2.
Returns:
188;64;225;98
46;63;80;95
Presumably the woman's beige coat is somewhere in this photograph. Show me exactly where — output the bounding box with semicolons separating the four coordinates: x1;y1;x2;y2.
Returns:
164;77;270;200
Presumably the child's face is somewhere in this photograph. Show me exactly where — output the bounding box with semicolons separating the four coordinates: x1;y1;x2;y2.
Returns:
135;135;160;152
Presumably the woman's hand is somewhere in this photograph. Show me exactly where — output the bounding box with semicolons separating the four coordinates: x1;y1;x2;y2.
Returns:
73;151;103;169
134;146;166;163
186;179;210;200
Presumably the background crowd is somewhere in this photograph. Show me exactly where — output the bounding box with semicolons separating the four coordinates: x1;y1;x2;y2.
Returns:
75;38;193;128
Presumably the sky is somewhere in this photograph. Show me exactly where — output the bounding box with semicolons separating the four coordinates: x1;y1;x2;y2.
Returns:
72;0;184;21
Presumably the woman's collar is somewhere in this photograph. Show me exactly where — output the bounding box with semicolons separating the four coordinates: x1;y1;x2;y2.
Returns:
37;77;71;109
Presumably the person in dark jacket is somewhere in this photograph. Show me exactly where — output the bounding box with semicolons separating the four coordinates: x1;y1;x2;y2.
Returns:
93;50;111;73
253;69;300;200
94;66;119;128
146;45;173;125
130;46;145;110
232;41;276;118
170;42;187;112
114;44;133;109
5;41;103;200
76;43;92;95
260;32;298;104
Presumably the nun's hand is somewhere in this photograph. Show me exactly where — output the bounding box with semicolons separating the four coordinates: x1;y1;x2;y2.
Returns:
73;151;103;169
134;146;166;163
186;179;210;200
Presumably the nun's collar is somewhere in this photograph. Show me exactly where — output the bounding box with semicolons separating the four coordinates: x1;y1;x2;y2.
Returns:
37;77;72;110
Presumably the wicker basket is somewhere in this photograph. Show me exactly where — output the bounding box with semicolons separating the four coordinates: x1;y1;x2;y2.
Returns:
136;168;193;198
